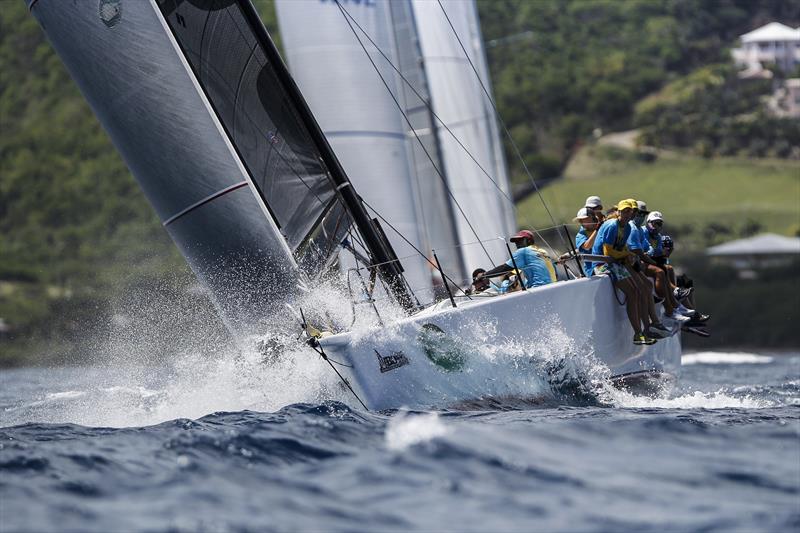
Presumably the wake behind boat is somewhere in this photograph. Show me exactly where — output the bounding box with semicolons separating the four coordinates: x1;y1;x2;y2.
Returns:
28;0;681;411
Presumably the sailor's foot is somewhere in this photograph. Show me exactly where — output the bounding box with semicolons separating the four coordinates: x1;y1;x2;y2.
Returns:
674;287;692;300
682;325;710;338
647;323;671;338
666;311;691;323
693;313;711;323
685;315;710;327
633;334;658;345
676;304;696;317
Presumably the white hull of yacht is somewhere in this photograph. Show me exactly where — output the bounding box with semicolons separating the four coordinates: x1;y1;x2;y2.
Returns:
320;276;681;410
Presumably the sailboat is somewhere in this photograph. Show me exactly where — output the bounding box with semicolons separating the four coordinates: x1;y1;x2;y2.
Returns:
28;0;681;411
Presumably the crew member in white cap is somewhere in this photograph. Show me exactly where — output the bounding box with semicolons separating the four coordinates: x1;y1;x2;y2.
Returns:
629;204;691;324
644;211;698;320
584;196;604;223
573;207;600;277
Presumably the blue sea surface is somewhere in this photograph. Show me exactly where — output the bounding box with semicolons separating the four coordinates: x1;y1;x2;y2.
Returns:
1;351;798;532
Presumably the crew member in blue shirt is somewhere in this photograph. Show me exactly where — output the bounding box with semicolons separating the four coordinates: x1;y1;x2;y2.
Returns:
482;230;556;289
574;207;600;277
591;199;655;345
628;201;685;328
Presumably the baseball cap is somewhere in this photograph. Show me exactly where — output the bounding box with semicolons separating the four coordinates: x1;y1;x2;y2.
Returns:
585;196;602;208
636;200;649;213
617;199;637;211
573;207;594;221
510;229;535;241
647;211;663;223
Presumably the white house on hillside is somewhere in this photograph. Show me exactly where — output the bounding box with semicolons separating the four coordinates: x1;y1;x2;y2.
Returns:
731;22;800;74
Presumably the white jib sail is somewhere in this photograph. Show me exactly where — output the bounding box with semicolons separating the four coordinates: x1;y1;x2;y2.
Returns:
412;0;516;273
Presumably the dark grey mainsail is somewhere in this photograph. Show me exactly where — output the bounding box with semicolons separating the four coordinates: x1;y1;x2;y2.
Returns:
158;0;347;260
28;0;408;336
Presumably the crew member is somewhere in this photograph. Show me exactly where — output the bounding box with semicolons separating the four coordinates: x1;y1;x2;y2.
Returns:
483;230;556;289
574;207;600;277
585;195;605;223
591;199;656;345
628;202;688;326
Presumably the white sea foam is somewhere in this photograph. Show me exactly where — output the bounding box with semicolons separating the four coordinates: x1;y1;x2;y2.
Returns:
682;351;774;365
13;276;374;428
605;387;772;409
385;411;449;451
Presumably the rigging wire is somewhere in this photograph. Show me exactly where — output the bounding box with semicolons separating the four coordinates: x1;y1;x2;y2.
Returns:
434;0;570;254
360;198;474;301
334;0;493;265
334;0;560;258
337;2;513;208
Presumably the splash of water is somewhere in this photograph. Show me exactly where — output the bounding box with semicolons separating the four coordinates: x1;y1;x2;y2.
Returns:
385;411;449;451
602;386;773;409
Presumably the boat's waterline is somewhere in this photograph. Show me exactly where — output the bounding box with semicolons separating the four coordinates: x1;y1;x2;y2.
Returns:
321;276;681;410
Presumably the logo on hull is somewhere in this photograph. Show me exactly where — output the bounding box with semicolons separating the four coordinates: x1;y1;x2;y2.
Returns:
99;0;122;28
418;323;467;372
374;349;409;373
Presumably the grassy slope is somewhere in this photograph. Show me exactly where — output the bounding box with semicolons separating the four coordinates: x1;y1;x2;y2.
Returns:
516;148;800;246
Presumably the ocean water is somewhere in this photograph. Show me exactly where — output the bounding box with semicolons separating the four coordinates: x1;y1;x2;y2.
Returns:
1;350;798;532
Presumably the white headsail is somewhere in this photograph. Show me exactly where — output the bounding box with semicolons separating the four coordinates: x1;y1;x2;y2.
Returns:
412;0;516;270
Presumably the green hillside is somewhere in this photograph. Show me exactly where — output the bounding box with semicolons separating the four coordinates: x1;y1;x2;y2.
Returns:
478;0;800;183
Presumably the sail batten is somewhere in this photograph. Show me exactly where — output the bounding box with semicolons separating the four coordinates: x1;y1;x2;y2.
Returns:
162;181;249;227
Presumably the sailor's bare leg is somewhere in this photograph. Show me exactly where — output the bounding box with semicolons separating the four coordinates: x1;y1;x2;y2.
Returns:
663;264;677;287
645;265;674;315
616;278;641;335
640;272;659;325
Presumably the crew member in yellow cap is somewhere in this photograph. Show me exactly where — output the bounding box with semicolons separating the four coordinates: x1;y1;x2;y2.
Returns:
591;199;656;345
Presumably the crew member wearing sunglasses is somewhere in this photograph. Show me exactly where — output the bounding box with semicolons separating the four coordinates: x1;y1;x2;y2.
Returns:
628;203;692;326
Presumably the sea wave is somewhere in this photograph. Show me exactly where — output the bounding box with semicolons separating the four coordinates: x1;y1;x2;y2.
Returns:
682;351;775;365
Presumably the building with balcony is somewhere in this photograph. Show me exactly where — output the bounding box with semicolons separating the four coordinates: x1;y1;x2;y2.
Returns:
731;22;800;75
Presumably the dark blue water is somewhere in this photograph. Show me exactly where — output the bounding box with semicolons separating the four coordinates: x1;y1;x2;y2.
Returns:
1;351;798;532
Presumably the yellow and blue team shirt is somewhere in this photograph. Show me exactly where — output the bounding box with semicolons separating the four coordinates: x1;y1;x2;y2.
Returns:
505;245;557;288
591;219;631;268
